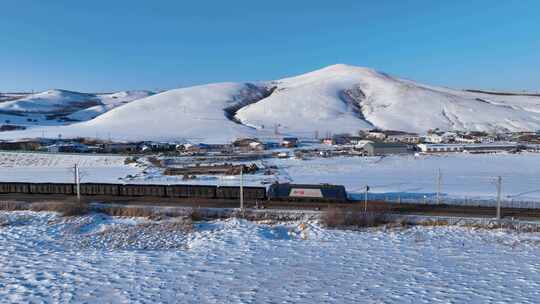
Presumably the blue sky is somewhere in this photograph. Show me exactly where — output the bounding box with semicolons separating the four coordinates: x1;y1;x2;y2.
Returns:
1;0;539;92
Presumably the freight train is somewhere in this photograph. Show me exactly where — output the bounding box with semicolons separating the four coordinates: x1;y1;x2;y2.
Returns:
0;182;347;202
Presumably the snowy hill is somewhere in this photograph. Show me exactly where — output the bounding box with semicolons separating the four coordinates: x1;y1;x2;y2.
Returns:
0;89;99;114
236;64;540;134
66;90;153;121
9;83;273;143
0;89;152;126
1;64;540;142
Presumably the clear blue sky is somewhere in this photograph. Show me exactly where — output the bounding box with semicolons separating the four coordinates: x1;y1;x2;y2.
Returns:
1;0;539;92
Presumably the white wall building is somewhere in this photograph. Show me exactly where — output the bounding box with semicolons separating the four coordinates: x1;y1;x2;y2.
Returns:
418;143;519;153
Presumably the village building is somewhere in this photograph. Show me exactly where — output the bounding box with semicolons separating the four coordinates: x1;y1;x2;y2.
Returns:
417;143;464;153
426;132;456;143
454;135;477;144
363;142;409;156
281;137;298;148
325;134;366;145
322;138;335;145
44;142;90;153
365;130;387;140
0;140;42;151
418;143;519;153
233;138;261;148
364;130;420;143
384;131;420;144
102;142;142;154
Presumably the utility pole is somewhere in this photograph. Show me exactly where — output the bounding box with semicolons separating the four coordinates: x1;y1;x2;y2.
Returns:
364;185;369;213
436;168;442;205
496;176;502;220
74;164;81;201
239;166;244;211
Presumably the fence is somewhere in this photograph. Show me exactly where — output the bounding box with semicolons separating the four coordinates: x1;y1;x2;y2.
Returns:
348;168;540;209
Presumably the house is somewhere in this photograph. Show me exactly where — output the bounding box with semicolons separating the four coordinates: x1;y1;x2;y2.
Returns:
202;143;234;153
102;142;142;153
327;134;366;145
322;138;335;145
426;132;456;143
384;131;420;144
354;140;373;149
363;142;409;156
454;135;477;144
249;141;265;151
417;144;464;153
364;130;420;143
45;142;90;153
233;138;262;148
142;142;177;152
347;136;365;145
330;134;350;145
0;140;42;151
366;130;387;140
281;137;298;148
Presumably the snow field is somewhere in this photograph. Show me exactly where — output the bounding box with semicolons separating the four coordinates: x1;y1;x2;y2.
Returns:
0;152;139;183
267;153;540;203
2;211;540;303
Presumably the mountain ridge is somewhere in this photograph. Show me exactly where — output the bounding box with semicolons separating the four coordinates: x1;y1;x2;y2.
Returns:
1;64;540;142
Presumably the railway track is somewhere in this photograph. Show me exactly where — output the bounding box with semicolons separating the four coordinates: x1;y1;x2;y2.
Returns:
2;193;540;220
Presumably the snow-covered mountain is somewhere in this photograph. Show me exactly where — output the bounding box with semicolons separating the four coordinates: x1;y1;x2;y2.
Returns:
0;89;98;114
67;90;154;121
6;83;272;142
0;89;153;126
1;64;540;142
237;64;540;135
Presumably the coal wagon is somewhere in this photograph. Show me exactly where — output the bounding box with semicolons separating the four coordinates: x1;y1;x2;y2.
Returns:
29;183;74;195
166;184;217;198
119;184;167;197
216;186;267;200
0;182;30;194
79;183;120;196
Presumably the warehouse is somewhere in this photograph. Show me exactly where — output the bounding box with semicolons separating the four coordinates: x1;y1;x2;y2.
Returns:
363;142;409;156
417;143;519;154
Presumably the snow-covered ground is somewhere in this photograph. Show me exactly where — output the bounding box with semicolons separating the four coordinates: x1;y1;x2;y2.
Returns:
1;211;540;303
267;153;540;203
1;151;540;205
0;152;138;183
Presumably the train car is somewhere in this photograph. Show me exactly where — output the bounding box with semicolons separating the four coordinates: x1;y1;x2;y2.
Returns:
216;186;267;200
267;183;347;202
166;184;216;198
29;183;74;195
0;182;31;194
79;183;120;196
119;184;166;197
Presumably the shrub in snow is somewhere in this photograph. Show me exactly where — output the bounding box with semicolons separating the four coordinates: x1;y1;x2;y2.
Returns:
322;206;386;228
